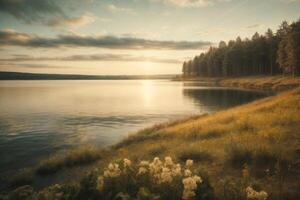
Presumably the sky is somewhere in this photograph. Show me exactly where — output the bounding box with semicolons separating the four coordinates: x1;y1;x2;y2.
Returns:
0;0;299;75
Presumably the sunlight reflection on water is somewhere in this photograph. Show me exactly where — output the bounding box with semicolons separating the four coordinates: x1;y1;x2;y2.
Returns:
0;80;269;178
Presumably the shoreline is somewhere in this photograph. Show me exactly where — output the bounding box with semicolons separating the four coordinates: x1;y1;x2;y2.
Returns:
173;75;300;92
2;78;300;199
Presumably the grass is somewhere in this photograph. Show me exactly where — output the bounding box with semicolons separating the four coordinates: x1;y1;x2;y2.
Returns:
177;147;213;163
36;146;105;175
2;80;300;199
105;87;300;199
8;169;33;189
175;75;300;92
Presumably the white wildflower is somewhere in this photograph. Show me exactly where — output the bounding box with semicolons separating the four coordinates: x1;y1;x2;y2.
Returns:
182;176;199;200
123;158;131;168
103;163;121;177
182;189;196;200
246;186;268;200
183;177;197;191
184;169;192;177
140;160;150;167
192;175;202;184
164;156;173;167
108;163;114;170
186;159;194;168
171;163;182;177
138;167;148;175
149;158;163;175
153;157;161;164
160;167;173;183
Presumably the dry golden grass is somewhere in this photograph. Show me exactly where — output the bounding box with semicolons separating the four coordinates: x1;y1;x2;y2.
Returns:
220;76;300;91
36;146;105;175
176;75;300;92
102;87;300;199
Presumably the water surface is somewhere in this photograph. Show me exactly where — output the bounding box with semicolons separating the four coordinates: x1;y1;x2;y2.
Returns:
0;80;269;178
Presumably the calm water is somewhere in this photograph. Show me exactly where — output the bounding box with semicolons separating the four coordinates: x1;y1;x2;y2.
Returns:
0;80;269;177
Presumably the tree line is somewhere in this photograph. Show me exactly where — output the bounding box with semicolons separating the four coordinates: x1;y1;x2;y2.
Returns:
182;18;300;77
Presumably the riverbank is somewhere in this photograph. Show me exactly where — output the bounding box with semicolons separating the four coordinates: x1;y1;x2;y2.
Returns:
2;86;300;199
174;75;300;92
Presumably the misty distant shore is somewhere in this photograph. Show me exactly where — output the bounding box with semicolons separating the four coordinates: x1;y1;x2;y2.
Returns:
0;71;178;80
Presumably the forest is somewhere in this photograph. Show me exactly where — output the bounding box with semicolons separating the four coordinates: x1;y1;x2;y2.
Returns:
182;19;300;77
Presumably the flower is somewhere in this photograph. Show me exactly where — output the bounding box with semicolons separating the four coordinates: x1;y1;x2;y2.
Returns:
140;160;150;167
138;167;148;175
96;176;104;191
171;164;182;177
153;157;162;164
246;186;268;200
182;176;201;200
184;169;192;177
123;158;132;168
160;167;173;183
149;157;163;175
186;159;194;168
183;177;197;191
182;189;196;200
104;163;121;177
192;175;202;184
164;156;173;167
108;163;114;170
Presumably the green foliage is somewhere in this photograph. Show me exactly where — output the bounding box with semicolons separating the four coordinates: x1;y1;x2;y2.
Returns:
183;18;300;78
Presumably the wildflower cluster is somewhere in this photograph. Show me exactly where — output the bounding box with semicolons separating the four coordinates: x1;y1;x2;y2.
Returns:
137;156;183;184
95;156;205;200
182;160;202;200
246;186;268;200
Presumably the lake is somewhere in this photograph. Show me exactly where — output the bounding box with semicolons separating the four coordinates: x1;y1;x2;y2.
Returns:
0;80;269;178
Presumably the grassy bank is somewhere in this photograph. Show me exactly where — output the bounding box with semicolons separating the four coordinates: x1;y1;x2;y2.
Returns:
108;87;300;199
2;87;300;199
175;75;300;92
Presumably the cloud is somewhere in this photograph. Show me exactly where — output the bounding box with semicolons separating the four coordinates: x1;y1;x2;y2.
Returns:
0;0;64;22
106;4;136;14
0;62;71;69
0;54;182;64
151;0;231;7
46;14;96;28
0;29;212;50
0;0;95;27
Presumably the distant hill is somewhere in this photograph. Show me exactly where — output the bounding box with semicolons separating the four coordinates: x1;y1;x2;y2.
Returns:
0;71;178;80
